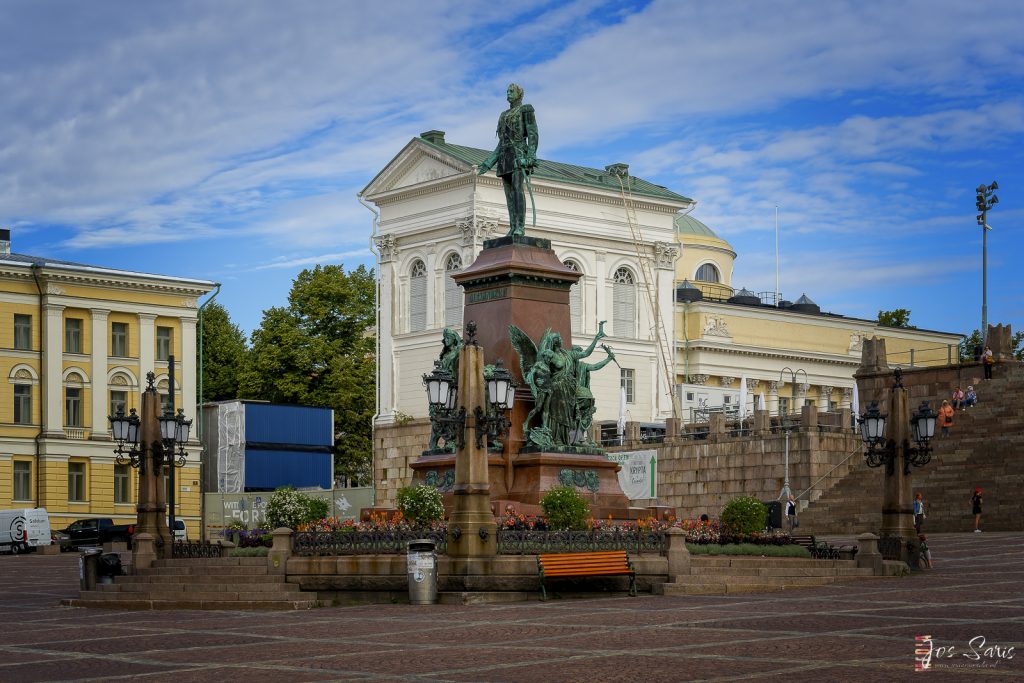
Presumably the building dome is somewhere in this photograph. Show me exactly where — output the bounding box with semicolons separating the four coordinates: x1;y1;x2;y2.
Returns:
675;279;703;303
791;294;821;315
674;214;720;239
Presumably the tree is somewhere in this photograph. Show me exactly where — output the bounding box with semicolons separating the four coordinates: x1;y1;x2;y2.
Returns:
877;308;913;328
239;264;377;484
198;301;248;403
961;328;1024;361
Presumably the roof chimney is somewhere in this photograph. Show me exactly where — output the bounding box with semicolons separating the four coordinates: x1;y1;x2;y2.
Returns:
0;228;9;255
420;130;446;145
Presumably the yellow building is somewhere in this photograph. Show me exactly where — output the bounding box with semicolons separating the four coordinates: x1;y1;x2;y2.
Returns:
0;230;216;536
672;215;961;419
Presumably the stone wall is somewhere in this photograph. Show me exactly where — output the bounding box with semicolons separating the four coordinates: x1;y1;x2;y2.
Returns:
637;426;862;519
373;418;431;509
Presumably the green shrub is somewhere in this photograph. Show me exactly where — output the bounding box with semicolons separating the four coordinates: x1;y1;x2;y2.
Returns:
396;484;445;526
305;496;331;522
720;496;768;535
540;486;590;530
266;487;334;529
228;547;269;557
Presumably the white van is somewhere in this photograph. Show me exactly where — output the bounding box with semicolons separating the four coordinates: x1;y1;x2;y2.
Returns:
0;508;52;554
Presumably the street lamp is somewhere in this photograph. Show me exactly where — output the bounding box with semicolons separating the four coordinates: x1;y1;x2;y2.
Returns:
423;322;516;450
857;369;936;475
108;356;192;557
976;181;998;344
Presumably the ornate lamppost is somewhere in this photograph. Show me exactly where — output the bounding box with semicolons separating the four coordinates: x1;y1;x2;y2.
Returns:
422;322;515;559
109;356;192;560
857;368;937;563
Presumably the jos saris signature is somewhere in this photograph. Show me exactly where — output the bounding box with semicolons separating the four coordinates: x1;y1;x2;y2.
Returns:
915;634;1016;671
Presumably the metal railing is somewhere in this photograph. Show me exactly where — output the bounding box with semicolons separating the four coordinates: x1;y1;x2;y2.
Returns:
293;528;447;556
64;428;88;440
497;527;667;555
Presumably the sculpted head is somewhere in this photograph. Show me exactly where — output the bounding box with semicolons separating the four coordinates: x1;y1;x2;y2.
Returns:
442;328;459;349
506;83;524;105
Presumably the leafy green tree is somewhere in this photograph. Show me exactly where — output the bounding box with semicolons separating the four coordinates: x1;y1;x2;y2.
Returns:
960;328;1024;361
198;301;248;403
239;264;377;485
877;308;913;328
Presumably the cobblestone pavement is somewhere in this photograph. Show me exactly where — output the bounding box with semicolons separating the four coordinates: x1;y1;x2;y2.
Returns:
1;533;1021;682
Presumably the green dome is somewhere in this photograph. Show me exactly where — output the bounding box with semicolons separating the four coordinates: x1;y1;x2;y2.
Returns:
674;214;720;239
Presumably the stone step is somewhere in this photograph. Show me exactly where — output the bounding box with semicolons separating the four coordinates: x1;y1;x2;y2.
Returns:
79;589;303;601
153;557;268;567
656;582;784;596
118;573;288;585
97;582;300;594
686;566;872;578
670;574;837;587
691;557;855;569
62;597;321;610
138;565;269;576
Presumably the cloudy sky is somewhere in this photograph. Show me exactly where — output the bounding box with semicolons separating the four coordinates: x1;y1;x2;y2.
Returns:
3;0;1022;340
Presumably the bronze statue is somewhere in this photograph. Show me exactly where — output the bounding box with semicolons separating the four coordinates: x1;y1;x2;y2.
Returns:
477;83;539;237
427;328;463;452
509;322;611;451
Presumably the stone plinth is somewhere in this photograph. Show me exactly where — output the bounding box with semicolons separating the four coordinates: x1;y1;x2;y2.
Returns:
452;235;580;456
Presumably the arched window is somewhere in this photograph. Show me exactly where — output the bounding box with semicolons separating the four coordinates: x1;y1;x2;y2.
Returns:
563;260;582;332
695;263;720;283
444;253;463;327
409;259;427;332
612;267;636;338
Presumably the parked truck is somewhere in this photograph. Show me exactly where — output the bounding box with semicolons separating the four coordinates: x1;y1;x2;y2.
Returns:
57;518;135;550
0;508;52;554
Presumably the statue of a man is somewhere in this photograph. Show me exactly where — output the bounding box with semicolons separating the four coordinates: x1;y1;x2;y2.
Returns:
477;83;539;238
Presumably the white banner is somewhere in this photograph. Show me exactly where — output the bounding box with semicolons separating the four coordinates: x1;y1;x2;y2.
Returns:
606;449;657;500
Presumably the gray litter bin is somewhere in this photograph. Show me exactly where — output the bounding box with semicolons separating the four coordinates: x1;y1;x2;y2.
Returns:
79;548;102;591
407;539;438;605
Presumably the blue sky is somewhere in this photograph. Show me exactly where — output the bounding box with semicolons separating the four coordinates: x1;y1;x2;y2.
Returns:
2;0;1022;339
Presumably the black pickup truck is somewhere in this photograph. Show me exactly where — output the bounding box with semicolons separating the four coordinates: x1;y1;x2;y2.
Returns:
57;518;134;550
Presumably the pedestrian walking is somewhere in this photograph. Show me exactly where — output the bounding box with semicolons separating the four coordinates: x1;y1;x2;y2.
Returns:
913;492;926;533
786;495;798;532
938;400;954;437
971;488;983;532
982;346;994;379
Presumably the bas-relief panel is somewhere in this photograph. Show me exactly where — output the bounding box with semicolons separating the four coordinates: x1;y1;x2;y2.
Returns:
389;156;461;190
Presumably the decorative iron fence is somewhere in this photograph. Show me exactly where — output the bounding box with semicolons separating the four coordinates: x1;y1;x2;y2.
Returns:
878;535;905;561
496;528;667;555
172;541;224;559
293;529;448;556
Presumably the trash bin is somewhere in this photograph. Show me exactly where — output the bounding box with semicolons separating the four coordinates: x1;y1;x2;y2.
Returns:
98;552;123;584
763;501;783;530
79;548;102;591
407;539;438;605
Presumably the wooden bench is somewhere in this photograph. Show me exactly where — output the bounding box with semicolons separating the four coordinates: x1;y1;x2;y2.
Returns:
537;550;637;600
790;534;848;560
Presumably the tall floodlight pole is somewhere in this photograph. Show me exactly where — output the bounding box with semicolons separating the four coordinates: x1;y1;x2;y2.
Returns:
975;182;998;344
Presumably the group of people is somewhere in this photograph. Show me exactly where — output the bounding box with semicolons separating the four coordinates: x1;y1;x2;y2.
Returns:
908;487;985;569
950;385;978;410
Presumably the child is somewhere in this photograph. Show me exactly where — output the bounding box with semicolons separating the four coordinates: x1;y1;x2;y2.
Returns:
971;488;983;532
918;535;933;569
913;492;925;533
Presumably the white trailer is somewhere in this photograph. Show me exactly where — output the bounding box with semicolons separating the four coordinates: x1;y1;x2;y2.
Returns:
0;508;52;554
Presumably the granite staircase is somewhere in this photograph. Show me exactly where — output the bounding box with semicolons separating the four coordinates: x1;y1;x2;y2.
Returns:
799;362;1024;535
64;556;322;610
654;555;874;595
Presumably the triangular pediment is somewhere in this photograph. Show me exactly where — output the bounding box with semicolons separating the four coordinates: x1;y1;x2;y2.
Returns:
363;139;470;197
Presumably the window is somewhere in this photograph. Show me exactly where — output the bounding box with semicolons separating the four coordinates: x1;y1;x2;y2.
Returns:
409;260;427;332
612;267;636;337
156;326;173;361
114;465;130;504
779;397;790;414
564;260;582;332
68;462;86;502
110;389;127;417
14;384;31;424
13;461;31;501
444;254;463;327
696;263;720;283
65;387;82;427
14;314;31;350
65;318;83;353
620;368;635;404
160;393;172;415
111;322;128;357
